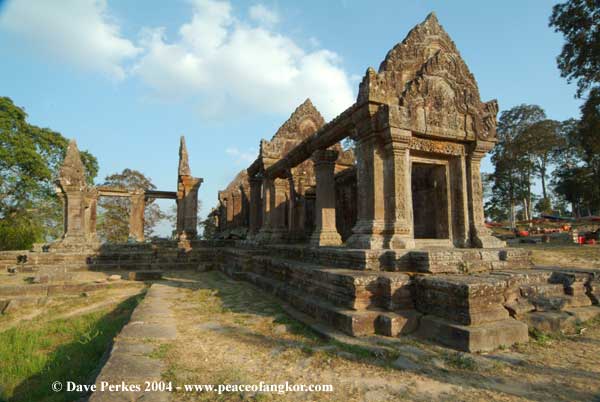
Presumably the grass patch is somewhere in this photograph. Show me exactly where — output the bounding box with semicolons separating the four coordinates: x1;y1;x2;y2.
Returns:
330;340;375;360
271;314;322;342
0;292;143;402
528;327;564;345
149;343;173;359
442;352;477;370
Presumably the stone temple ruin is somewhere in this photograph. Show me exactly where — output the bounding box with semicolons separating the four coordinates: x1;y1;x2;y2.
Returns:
2;13;600;352
51;136;202;250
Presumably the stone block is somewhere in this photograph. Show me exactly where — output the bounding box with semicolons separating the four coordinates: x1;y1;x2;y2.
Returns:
375;310;421;336
565;306;600;322
127;271;163;281
522;311;577;333
417;315;529;352
414;274;509;325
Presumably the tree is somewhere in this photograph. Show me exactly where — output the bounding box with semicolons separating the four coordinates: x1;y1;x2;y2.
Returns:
518;119;566;201
488;105;546;226
0;97;98;250
550;0;600;97
97;169;166;242
573;88;600;214
200;215;216;240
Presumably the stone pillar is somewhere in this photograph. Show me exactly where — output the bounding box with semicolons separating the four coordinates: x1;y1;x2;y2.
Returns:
256;177;274;242
176;136;203;246
269;178;288;242
451;155;470;247
62;190;86;242
310;149;342;247
382;128;415;249
248;176;262;237
128;191;145;242
225;194;233;229
287;175;306;241
84;189;99;243
467;143;505;248
232;190;241;227
346;130;386;249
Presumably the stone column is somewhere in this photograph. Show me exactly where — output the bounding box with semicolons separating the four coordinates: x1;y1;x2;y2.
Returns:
225;193;233;229
84;189;99;243
62;190;86;242
467;143;505;248
382;128;415;249
269;178;288;242
129;191;145;242
176;136;203;244
256;177;274;242
346;130;386;249
248;176;262;237
232;190;241;228
451;155;470;247
310;149;342;247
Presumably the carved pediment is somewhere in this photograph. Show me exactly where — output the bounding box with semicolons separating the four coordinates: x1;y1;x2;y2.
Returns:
357;12;498;141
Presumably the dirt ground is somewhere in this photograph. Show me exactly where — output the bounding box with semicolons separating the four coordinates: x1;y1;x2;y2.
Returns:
156;271;600;402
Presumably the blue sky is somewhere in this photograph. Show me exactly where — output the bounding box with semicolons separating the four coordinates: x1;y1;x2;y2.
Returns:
0;0;580;234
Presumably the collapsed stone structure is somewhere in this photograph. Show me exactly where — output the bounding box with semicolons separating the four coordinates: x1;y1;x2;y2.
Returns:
52;136;202;250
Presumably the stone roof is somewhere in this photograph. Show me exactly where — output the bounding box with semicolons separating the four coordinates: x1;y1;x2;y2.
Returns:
358;12;498;141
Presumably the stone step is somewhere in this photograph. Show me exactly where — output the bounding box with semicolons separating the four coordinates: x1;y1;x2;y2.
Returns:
250;256;413;310
242;272;380;336
262;245;395;270
417;315;529;352
520;283;566;298
414;274;510;325
409;248;531;274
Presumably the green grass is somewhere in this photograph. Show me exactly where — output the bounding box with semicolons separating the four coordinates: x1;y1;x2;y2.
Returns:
0;293;142;402
442;352;477;370
149;342;173;359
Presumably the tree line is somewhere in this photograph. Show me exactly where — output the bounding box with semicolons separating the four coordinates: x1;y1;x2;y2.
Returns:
485;0;600;226
0;97;174;250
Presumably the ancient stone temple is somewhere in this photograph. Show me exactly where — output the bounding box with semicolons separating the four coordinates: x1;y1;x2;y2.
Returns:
215;99;354;244
206;13;600;352
215;13;503;253
4;13;598;356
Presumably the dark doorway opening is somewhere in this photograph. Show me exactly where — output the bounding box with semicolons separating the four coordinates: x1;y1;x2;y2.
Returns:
411;163;449;239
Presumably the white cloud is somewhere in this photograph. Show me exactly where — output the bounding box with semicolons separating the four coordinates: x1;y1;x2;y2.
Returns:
0;0;140;79
133;0;354;119
226;147;256;164
249;4;279;26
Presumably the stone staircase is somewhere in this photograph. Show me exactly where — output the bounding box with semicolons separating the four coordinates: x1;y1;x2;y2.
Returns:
220;248;422;337
216;244;600;352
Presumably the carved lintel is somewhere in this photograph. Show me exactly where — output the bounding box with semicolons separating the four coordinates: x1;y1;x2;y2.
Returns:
409;137;466;156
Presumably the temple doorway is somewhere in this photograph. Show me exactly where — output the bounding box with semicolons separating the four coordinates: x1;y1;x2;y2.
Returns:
411;162;450;239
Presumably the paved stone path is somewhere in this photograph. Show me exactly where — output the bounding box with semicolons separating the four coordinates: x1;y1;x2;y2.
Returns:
89;283;179;402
